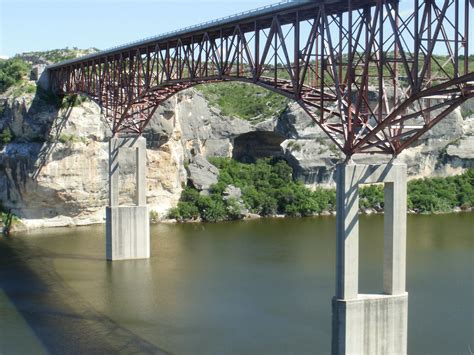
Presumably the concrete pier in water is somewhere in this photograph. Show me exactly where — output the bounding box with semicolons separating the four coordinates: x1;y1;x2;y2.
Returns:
332;163;408;355
106;136;150;261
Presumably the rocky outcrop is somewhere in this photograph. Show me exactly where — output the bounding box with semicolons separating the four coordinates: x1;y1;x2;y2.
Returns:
223;185;242;201
187;154;219;191
0;93;187;230
1;84;473;230
277;100;474;186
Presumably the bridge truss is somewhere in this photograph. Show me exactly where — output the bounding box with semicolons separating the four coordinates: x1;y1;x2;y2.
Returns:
48;0;474;157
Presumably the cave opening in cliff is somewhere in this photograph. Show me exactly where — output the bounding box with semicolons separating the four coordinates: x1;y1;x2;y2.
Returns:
232;131;286;163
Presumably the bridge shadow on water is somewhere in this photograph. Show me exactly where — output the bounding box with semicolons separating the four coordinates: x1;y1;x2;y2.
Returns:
0;235;170;354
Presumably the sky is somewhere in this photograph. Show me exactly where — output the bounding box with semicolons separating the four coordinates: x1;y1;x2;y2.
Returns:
0;0;471;58
0;0;280;57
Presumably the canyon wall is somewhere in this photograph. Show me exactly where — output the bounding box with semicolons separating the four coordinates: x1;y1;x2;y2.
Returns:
0;87;473;230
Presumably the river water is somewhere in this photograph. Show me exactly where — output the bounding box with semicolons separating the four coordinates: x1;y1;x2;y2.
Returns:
0;213;472;354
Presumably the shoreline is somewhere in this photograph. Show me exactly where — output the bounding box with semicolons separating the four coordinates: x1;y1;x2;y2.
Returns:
162;206;474;224
3;206;473;235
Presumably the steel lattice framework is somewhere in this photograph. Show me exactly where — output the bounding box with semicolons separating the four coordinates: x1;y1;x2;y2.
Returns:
48;0;474;157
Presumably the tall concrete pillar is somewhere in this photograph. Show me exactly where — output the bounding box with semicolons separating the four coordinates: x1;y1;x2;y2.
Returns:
106;136;150;261
332;163;408;355
37;66;51;91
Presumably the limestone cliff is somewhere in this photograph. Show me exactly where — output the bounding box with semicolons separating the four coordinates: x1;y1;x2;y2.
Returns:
0;93;187;230
0;83;473;230
175;89;474;187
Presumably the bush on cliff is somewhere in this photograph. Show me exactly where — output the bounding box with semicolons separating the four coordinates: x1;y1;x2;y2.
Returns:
408;169;474;212
210;157;336;217
169;158;474;222
1;128;13;144
169;158;337;221
0;59;31;94
168;187;238;222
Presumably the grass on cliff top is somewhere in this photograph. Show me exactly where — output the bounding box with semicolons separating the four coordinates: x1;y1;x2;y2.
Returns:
15;47;99;64
0;48;99;96
196;82;289;122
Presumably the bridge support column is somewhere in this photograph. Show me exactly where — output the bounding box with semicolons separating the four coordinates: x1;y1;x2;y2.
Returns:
332;163;408;355
106;136;150;261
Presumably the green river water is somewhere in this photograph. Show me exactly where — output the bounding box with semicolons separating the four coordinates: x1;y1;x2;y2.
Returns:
0;213;472;354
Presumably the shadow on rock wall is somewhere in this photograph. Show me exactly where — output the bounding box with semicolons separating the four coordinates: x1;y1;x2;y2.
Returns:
0;89;83;220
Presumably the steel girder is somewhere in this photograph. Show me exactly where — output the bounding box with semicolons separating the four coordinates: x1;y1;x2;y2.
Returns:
49;0;474;157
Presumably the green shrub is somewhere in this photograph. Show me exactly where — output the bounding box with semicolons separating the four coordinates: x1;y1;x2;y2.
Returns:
25;83;36;94
61;94;89;108
181;187;201;203
0;59;31;93
175;201;200;220
1;128;13;144
360;184;384;209
10;82;37;97
201;199;227;222
58;133;86;144
168;207;181;220
225;198;243;220
150;210;159;223
172;158;337;222
169;158;473;223
58;134;73;144
408;169;474;213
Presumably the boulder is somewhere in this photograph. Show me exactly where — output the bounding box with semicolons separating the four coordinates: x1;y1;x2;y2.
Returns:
187;155;219;191
223;185;242;201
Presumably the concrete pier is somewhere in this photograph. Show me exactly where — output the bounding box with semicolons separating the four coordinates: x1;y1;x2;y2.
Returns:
332;163;408;355
106;136;150;261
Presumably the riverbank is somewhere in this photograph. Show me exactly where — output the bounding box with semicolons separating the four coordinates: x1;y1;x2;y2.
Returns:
167;158;474;223
2;161;472;233
162;205;473;225
3;206;474;234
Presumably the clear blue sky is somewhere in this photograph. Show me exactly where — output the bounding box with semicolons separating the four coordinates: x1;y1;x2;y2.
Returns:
0;0;469;58
0;0;279;57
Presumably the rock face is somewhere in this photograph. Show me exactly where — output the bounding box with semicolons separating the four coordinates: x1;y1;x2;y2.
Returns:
223;185;242;201
0;85;473;230
0;93;187;230
187;154;219;191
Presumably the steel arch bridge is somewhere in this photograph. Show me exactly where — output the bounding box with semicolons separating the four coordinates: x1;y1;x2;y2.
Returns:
48;0;474;157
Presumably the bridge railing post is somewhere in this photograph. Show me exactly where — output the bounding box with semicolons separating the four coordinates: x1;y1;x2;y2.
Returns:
106;136;150;261
332;163;408;355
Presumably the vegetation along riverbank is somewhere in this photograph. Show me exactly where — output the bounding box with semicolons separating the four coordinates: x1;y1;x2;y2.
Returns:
168;158;474;223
